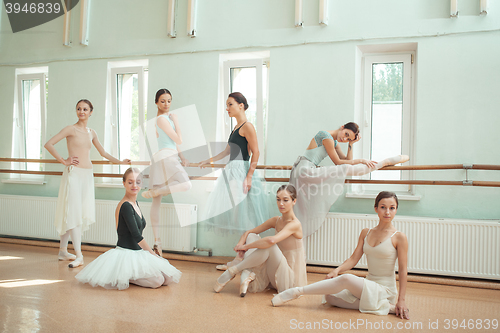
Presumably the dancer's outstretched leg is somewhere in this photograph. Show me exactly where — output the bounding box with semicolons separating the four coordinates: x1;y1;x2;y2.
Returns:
272;273;364;306
58;230;76;260
344;155;409;177
68;226;84;268
325;295;360;310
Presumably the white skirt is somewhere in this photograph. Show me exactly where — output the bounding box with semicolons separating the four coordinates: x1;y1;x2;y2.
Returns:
149;148;185;187
54;166;96;236
75;247;182;290
289;157;348;238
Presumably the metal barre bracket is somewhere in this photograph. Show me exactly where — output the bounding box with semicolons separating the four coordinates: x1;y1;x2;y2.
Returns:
463;180;473;186
463;164;473;169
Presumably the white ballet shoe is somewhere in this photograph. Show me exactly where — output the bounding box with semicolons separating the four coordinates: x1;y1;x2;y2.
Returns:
141;187;171;199
214;266;238;293
58;251;76;261
68;257;84;268
240;272;256;297
215;264;228;271
398;155;410;164
271;287;302;307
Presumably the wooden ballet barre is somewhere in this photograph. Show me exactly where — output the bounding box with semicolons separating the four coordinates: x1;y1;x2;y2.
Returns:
2;169;500;186
1;158;499;171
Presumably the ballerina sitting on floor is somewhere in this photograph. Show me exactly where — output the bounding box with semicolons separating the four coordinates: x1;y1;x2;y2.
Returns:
214;185;307;297
75;168;181;290
272;191;410;320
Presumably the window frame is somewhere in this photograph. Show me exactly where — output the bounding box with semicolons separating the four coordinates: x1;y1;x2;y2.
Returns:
221;58;268;164
10;72;47;181
350;52;415;196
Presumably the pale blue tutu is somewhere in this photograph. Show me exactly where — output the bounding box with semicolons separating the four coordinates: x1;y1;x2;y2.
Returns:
202;160;270;233
75;247;181;290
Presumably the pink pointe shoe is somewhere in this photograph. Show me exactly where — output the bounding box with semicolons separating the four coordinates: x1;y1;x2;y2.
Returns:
398;155;410;164
240;272;256;297
214;266;238;293
271;287;302;307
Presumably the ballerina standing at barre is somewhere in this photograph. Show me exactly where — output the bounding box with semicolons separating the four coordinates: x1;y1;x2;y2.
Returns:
214;185;307;297
289;122;409;237
75;168;181;290
141;89;192;256
272;191;410;320
198;92;269;234
44;99;130;268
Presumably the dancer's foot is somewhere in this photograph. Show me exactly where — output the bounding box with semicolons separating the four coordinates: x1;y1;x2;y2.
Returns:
68;256;84;268
141;187;171;199
214;266;238;293
58;251;76;261
271;287;302;307
153;240;162;257
240;272;256;297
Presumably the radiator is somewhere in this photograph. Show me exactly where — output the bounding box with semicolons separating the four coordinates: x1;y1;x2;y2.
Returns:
305;213;500;280
0;194;197;253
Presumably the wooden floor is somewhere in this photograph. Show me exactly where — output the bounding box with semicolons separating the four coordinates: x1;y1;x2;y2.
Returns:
1;243;499;333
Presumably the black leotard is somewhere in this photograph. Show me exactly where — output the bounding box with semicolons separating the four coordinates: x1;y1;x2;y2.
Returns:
116;201;145;250
228;122;250;161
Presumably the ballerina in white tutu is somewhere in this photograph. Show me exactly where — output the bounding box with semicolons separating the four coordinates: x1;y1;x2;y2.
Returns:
289;122;409;237
272;191;410;320
44;99;130;268
75;168;181;290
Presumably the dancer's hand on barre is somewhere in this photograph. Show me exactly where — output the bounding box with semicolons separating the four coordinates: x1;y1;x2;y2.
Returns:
64;156;79;166
325;269;339;279
361;159;377;169
198;159;212;168
122;159;132;164
395;300;410;320
181;158;190;167
243;176;252;193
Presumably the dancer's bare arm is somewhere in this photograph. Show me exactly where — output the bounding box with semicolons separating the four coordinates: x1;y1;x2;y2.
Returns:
395;232;410;319
326;228;369;279
44;126;78;166
91;130;130;164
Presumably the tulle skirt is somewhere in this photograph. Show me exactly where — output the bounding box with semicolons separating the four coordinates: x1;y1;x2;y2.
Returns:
202;160;269;233
289;157;347;237
54;166;95;236
75;247;182;290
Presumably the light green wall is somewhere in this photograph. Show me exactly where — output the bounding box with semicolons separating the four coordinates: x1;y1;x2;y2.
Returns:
1;0;499;255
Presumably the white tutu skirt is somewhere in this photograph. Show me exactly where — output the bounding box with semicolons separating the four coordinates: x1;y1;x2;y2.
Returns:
202;160;269;233
54;166;96;236
289;157;347;237
75;247;182;290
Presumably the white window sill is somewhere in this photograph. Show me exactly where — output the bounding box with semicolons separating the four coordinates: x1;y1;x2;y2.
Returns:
345;193;421;201
95;183;123;189
2;179;46;185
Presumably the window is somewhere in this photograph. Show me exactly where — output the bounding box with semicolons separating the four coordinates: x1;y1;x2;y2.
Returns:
103;62;148;182
219;53;270;164
9;68;48;182
352;52;414;195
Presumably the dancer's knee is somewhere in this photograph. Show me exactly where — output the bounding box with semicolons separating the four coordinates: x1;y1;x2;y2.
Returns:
245;233;261;244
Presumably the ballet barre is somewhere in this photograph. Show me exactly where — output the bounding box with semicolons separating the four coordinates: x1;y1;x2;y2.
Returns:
1;158;499;187
1;158;499;171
